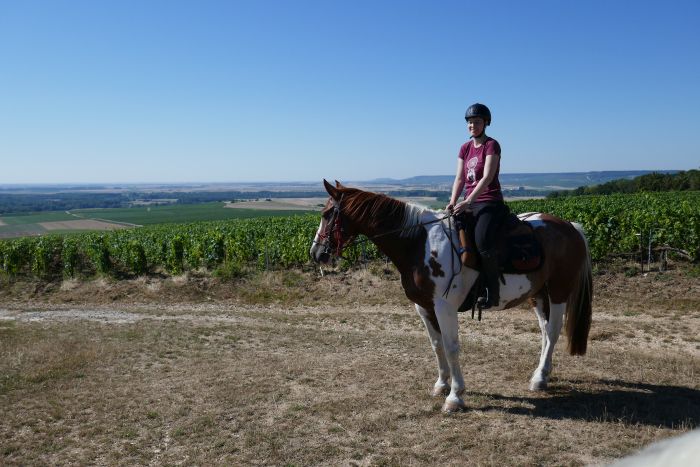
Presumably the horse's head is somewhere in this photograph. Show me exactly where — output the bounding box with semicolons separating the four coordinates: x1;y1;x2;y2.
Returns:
309;179;358;264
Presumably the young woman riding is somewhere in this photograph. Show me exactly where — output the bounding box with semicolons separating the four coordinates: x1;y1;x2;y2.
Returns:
446;103;509;309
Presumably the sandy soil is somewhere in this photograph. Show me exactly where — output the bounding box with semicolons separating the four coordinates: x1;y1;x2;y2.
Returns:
0;265;698;465
39;219;130;231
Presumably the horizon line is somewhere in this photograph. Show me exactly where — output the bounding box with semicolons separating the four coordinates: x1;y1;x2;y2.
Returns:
0;169;691;187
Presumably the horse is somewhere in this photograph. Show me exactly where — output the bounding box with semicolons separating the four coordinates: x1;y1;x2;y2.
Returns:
309;180;593;413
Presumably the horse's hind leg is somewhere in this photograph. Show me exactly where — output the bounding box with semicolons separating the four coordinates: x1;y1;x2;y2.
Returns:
530;300;565;391
415;304;450;397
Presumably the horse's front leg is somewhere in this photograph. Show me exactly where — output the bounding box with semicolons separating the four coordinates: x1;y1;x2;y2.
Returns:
415;304;450;397
433;298;465;412
530;300;565;391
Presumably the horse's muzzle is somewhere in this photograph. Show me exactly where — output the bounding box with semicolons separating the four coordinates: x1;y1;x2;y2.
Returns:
309;245;331;264
316;251;331;264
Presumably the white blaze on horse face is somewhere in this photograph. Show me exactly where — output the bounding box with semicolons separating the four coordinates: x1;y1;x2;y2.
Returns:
309;217;329;263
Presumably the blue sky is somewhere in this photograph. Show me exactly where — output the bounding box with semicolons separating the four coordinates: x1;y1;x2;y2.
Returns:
1;0;698;183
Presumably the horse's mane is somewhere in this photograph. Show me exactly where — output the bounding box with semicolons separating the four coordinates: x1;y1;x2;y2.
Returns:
340;188;425;238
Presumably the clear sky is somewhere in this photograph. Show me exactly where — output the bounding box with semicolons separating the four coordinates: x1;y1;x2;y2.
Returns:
1;0;699;184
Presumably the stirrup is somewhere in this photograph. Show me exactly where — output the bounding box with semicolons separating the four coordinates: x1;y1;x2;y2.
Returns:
476;288;496;310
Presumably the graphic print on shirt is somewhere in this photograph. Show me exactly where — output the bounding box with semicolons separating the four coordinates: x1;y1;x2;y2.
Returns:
466;157;478;184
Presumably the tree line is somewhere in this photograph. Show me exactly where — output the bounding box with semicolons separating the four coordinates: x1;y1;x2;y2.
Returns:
548;169;700;198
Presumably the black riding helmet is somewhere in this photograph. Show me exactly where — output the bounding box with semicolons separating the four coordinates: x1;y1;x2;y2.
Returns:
465;103;491;126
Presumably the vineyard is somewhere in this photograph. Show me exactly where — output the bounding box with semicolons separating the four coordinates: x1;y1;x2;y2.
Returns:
0;192;698;279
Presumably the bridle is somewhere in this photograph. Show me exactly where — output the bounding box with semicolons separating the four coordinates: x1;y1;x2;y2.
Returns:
312;195;455;261
312;196;356;260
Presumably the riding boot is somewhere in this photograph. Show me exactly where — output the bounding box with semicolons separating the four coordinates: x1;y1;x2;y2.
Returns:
477;250;501;309
458;229;469;265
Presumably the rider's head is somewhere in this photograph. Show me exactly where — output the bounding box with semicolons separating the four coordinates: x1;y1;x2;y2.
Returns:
465;103;491;138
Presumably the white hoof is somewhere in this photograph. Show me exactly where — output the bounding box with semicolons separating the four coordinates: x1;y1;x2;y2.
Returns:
442;396;466;413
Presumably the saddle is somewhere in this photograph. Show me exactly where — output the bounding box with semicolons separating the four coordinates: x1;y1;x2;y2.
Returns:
460;212;543;273
457;213;542;316
495;213;543;273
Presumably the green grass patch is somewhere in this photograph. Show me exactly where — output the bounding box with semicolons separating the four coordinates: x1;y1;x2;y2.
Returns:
0;211;77;225
74;203;315;225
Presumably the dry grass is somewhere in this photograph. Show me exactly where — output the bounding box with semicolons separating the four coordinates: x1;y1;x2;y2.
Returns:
0;264;699;465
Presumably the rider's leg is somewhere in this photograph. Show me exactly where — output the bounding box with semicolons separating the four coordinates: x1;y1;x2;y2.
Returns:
477;248;500;308
454;212;470;265
474;203;508;309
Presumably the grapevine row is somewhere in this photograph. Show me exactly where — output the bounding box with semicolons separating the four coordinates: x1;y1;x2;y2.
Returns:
0;192;698;279
508;192;700;260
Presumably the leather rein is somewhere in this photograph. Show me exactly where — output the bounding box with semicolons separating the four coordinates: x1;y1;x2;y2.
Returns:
312;196;456;261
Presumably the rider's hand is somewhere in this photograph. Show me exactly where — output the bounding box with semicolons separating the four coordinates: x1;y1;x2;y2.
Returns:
445;203;454;212
453;199;473;214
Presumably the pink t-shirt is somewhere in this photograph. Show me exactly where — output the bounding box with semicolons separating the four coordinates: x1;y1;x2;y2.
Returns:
458;137;503;202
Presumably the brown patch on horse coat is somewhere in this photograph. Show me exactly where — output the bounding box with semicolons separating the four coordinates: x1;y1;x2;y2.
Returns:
431;250;438;258
533;214;587;304
429;257;445;277
332;187;440;331
527;286;551;320
500;216;584;314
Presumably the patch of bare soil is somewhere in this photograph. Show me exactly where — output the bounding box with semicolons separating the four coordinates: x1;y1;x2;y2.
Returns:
1;263;698;465
224;198;325;210
39;219;130;231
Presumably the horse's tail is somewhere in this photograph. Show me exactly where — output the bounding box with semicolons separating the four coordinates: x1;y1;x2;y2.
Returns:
566;222;593;356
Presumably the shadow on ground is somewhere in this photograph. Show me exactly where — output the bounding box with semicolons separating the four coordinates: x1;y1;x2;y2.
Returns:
472;379;700;428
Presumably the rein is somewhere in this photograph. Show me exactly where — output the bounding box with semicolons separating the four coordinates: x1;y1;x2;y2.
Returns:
343;213;455;249
440;214;463;298
314;200;455;260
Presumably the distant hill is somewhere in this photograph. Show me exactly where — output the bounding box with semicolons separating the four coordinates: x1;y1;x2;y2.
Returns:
366;171;679;190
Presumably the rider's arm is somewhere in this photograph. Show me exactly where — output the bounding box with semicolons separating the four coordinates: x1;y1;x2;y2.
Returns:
447;157;465;209
453;152;500;214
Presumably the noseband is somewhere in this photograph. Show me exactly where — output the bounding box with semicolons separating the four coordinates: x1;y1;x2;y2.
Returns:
313;196;352;258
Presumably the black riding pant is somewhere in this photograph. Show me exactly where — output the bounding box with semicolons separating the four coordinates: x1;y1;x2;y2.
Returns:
456;201;510;254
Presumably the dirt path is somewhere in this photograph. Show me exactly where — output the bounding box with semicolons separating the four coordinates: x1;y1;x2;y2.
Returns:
1;267;699;465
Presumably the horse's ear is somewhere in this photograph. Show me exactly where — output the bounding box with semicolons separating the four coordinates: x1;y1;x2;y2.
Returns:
334;180;346;189
323;179;341;200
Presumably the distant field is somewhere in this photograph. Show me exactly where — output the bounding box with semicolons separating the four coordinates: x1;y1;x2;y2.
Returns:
225;198;326;210
0;211;77;225
40;220;130;232
75;202;315;225
0;212;91;238
0;202;317;239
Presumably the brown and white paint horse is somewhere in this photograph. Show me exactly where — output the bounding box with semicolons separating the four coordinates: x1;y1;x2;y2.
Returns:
310;180;593;412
